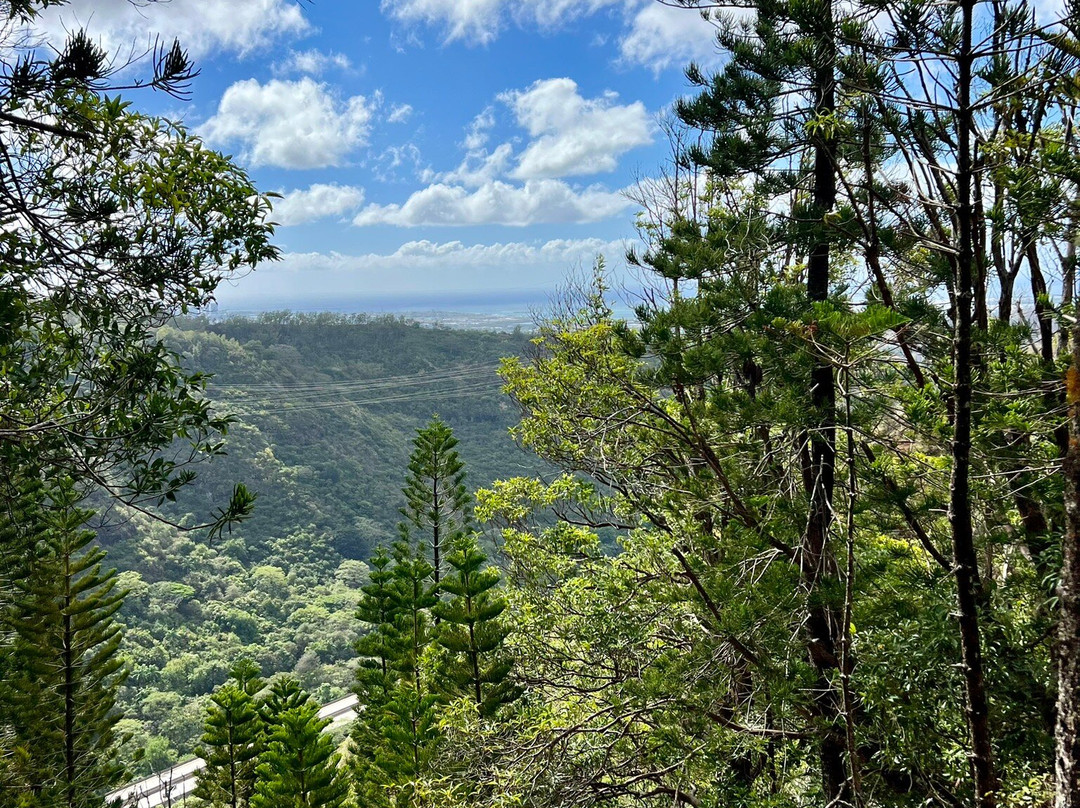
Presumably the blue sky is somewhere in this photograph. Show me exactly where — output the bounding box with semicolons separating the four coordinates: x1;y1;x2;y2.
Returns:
40;1;724;309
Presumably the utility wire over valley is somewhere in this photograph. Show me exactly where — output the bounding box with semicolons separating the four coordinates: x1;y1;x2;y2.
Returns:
208;362;504;417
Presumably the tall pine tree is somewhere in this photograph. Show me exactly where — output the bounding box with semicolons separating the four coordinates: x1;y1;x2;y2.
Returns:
351;538;441;803
352;419;485;803
375;542;442;788
354;546;401;709
351;546;402;806
388;542;438;688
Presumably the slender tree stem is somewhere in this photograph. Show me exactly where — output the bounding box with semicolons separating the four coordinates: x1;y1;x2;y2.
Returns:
950;2;998;805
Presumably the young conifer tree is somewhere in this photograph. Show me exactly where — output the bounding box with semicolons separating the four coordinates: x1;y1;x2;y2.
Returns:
388;541;438;687
193;659;265;808
0;477;127;808
375;679;442;795
400;416;471;590
253;677;348;808
377;543;443;782
354;546;401;707
351;545;402;804
434;535;519;717
258;676;308;738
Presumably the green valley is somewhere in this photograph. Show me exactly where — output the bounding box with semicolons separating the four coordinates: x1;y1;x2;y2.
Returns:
100;314;541;773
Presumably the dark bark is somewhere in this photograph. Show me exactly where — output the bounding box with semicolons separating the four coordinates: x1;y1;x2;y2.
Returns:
991;182;1016;323
950;3;998;805
1028;241;1072;458
803;2;847;802
1029;242;1055;368
972;157;990;335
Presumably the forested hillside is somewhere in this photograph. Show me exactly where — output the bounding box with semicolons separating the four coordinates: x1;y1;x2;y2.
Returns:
99;314;539;773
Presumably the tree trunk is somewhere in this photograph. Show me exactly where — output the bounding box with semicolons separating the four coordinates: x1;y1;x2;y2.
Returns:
950;2;998;805
804;1;847;802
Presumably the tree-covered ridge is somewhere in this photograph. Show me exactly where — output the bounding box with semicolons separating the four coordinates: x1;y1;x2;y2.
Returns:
152;313;536;556
99;314;540;773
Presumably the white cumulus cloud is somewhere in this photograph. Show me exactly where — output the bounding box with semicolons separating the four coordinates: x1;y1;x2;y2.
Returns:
1033;0;1071;23
352;179;631;227
271;184;366;226
37;0;310;59
503;78;653;179
357;78;646;228
200;78;373;169
620;3;721;72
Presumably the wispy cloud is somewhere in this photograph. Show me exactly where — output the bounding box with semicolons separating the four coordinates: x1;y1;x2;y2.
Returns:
273;49;353;77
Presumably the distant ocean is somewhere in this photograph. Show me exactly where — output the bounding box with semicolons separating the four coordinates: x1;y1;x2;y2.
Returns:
213;289;643;332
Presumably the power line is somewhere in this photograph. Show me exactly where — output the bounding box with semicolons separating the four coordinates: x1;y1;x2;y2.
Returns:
207;363;506;419
208;361;498;394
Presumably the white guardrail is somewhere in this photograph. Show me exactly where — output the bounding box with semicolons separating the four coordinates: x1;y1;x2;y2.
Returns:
108;694;359;808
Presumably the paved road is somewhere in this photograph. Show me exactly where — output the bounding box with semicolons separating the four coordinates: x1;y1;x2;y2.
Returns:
108;694;359;808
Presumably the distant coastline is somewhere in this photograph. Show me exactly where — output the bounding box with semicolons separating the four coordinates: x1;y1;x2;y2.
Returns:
211;288;643;332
